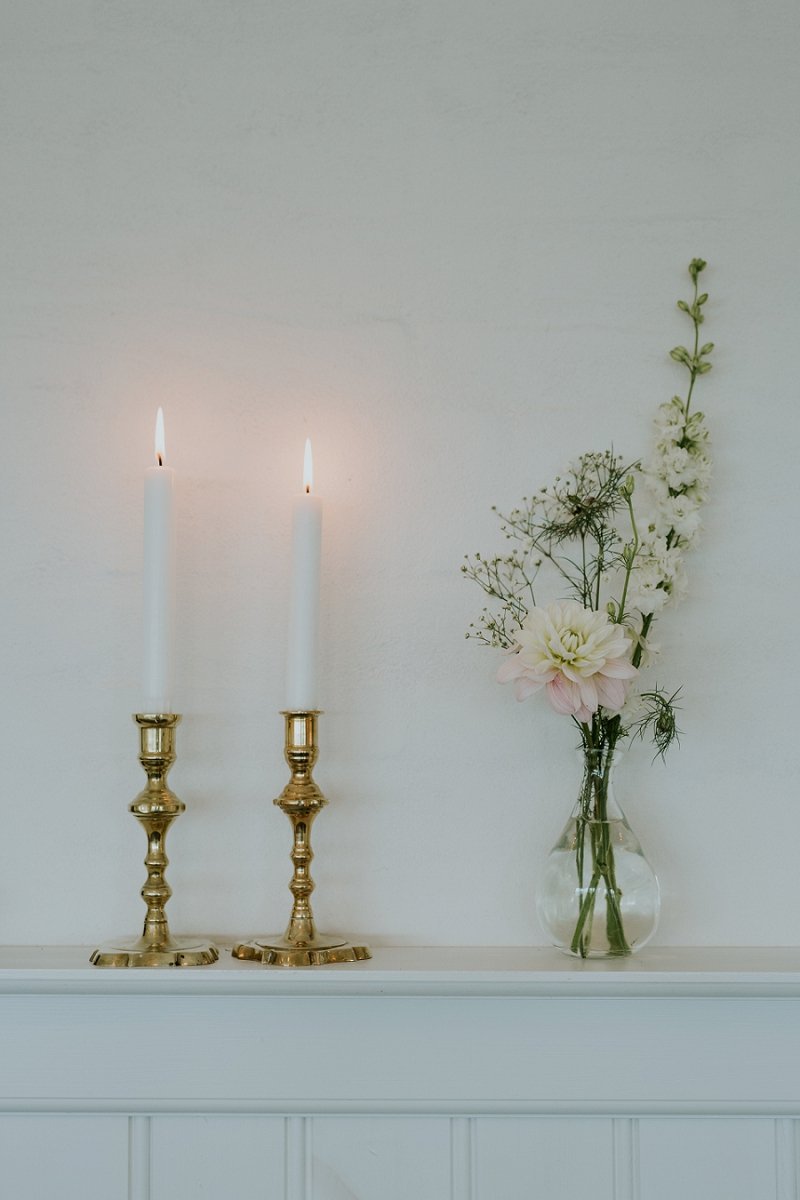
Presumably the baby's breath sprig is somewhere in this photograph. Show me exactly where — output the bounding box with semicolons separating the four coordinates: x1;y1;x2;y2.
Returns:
461;549;540;648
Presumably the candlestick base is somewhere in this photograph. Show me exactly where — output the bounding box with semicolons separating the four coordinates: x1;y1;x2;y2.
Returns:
90;936;219;969
232;934;370;968
91;714;219;969
232;710;370;968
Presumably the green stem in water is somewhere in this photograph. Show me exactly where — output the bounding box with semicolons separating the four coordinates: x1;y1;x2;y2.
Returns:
568;731;631;957
570;862;601;957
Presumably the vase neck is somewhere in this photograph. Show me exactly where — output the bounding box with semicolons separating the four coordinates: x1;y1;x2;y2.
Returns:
576;742;624;821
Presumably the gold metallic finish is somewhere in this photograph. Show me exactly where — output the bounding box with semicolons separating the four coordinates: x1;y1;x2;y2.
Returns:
232;710;371;967
90;714;219;968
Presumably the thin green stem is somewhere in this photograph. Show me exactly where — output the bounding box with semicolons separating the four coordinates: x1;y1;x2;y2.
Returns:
685;274;700;422
631;612;654;671
616;492;639;627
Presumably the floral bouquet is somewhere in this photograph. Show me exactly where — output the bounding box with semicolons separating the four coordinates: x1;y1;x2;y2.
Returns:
463;260;713;956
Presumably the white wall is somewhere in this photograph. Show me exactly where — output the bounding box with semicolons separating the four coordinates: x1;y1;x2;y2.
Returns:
2;1;798;948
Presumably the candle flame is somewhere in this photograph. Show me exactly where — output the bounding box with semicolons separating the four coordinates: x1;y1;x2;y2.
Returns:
154;407;166;467
303;437;313;494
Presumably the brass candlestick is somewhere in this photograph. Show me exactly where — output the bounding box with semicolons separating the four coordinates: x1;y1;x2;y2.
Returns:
90;714;218;968
233;710;371;966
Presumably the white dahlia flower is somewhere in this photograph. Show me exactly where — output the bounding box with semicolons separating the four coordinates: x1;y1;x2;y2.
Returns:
497;601;637;723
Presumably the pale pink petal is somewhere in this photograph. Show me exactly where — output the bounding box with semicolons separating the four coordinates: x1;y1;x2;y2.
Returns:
577;676;599;712
546;675;580;715
496;653;525;683
515;676;544;701
600;658;638;679
594;674;626;711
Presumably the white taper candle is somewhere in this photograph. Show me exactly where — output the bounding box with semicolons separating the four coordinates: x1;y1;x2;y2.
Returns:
285;438;323;710
142;407;175;713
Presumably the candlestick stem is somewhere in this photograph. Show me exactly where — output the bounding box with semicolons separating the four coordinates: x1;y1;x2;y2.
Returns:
90;715;218;968
232;711;370;967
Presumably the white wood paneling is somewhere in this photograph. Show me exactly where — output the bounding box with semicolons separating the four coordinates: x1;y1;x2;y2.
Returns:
0;1115;128;1200
475;1117;614;1200
308;1117;452;1200
150;1115;285;1200
638;1119;777;1199
0;950;799;1200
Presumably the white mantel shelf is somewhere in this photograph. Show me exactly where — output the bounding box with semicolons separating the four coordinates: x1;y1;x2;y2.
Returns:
1;943;800;997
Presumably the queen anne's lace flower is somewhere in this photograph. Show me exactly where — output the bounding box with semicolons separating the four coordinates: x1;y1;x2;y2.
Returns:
497;601;637;722
541;491;573;527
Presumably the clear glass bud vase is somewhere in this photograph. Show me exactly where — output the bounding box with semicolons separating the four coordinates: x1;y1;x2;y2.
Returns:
536;744;660;958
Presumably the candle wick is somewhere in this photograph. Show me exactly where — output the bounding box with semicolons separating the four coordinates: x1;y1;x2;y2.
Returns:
157;454;163;467
305;484;310;494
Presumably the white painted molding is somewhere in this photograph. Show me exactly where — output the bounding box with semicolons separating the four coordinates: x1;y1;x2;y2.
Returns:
5;1098;800;1117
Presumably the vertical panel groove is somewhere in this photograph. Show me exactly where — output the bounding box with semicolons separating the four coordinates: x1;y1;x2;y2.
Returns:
450;1116;475;1200
613;1118;639;1200
775;1118;798;1200
128;1115;151;1200
286;1116;308;1200
305;1117;313;1200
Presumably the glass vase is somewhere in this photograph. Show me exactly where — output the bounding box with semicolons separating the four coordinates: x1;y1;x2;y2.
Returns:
536;743;660;958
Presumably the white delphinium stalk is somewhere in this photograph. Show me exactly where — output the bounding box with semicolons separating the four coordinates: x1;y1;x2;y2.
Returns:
630;260;712;621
